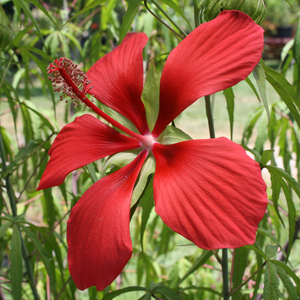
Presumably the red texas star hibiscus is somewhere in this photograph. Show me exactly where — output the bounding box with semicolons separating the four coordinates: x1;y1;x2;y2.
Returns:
38;10;268;291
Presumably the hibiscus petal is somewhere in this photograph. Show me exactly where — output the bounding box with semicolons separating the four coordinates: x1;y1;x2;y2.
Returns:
86;33;149;135
152;138;267;249
152;10;264;137
37;114;141;190
67;150;147;291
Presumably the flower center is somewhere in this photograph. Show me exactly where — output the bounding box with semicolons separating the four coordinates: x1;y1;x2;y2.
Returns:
141;134;157;151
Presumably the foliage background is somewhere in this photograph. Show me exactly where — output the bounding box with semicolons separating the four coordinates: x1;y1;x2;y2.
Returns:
1;0;300;299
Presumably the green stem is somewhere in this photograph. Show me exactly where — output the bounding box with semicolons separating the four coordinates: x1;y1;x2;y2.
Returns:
205;95;216;139
193;0;200;28
0;129;40;300
222;249;230;300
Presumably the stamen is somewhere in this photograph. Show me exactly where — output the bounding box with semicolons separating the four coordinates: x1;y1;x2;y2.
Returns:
47;57;94;107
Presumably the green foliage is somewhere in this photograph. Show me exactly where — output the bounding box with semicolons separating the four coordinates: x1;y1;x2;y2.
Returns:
0;0;300;299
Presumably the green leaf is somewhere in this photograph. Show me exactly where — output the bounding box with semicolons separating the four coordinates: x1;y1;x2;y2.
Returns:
256;228;280;245
266;167;296;259
263;261;280;300
180;286;222;296
253;64;270;122
242;106;264;145
261;149;274;166
262;64;300;128
223;87;234;140
12;24;34;47
12;0;43;41
232;247;248;300
0;221;12;239
159;125;192;145
245;76;260;101
271;260;300;295
265;244;278;259
140;179;154;251
276;265;299;300
131;155;155;207
11;224;23;300
152;284;181;300
101;150;140;178
243;243;268;260
102;286;149;300
177;250;213;286
120;0;141;41
141;61;160;131
64;0;110;26
4;140;41;176
270;173;285;227
20;225;56;295
293;15;300;93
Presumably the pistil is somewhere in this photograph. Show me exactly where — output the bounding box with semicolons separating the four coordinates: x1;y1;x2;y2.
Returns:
47;58;152;146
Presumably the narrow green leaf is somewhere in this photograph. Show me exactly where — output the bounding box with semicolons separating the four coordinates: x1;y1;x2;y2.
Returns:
102;286;149;300
276;265;299;300
263;261;280;300
271;260;300;295
262;64;300;128
293;15;300;93
177;250;213;286
138;293;151;300
12;24;34;47
242;106;264;145
140;179;154;251
243;243;268;260
232;247;248;300
180;286;222;296
28;0;59;29
256;228;280;245
266;168;296;259
253;64;270;122
261;150;274;166
20;225;56;295
131;155;155;207
159;0;192;30
265;244;279;259
270;173;285;226
120;0;141;41
11;224;23;300
267;165;300;199
141;61;160;131
245;76;260;101
159;125;192;145
100;150;139;178
63;0;110;26
0;222;12;239
223;87;234;140
152;284;181;300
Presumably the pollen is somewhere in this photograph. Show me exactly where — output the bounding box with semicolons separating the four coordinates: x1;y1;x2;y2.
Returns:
47;57;94;107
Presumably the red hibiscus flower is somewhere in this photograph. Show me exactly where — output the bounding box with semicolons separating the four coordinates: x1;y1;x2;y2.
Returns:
38;10;268;291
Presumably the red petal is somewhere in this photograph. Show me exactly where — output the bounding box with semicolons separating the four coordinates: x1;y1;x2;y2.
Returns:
152;10;264;137
86;33;149;135
67;150;147;291
152;138;267;249
37;114;141;190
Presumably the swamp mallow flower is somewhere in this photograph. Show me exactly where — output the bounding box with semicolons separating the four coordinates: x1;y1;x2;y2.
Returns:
38;10;268;291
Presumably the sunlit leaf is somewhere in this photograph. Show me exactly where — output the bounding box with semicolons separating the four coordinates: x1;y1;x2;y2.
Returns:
141;61;160;131
253;64;270;122
223;87;234;140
